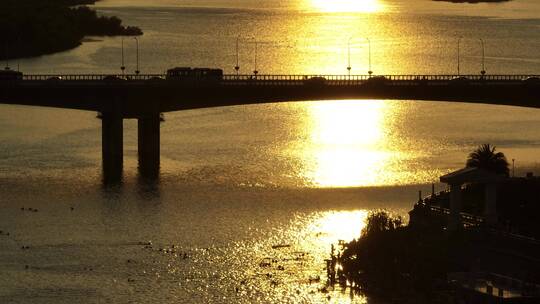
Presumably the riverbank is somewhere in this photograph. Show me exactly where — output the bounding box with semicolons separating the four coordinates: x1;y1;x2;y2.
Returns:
333;204;540;303
433;0;510;3
0;0;142;60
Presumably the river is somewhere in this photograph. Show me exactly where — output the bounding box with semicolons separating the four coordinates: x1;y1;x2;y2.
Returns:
1;0;540;302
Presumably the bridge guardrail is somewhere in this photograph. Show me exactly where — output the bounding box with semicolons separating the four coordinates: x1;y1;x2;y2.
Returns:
14;74;539;89
20;74;539;82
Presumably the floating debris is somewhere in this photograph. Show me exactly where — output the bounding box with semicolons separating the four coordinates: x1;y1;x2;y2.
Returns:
271;244;290;249
308;275;321;284
259;258;272;267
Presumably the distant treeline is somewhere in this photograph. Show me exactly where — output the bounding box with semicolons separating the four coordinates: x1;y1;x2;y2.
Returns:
433;0;510;3
0;0;142;60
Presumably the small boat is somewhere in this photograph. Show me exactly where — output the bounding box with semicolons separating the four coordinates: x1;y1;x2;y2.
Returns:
271;244;290;249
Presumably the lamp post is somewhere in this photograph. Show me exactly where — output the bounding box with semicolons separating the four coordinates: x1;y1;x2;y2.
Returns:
366;37;372;76
133;37;140;75
347;37;352;76
235;36;240;76
252;39;258;76
120;38;125;75
16;36;20;72
4;43;9;70
457;36;463;76
512;158;515;177
479;38;486;76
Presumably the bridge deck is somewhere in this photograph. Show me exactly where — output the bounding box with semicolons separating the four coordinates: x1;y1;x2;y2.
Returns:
1;74;539;115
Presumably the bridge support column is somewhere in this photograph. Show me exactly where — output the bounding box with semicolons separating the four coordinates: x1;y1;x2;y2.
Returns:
138;113;160;178
484;183;498;226
449;183;463;231
102;113;123;183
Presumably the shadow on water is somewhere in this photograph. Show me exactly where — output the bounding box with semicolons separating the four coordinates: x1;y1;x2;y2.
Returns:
100;171;160;199
136;173;160;200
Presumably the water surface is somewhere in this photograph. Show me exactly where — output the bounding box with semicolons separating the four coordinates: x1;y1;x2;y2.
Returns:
1;0;540;302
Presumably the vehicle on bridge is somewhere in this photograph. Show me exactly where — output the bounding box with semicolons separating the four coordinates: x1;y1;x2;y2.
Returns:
365;75;388;86
46;76;63;82
166;67;223;82
0;69;23;81
450;76;470;85
304;76;326;86
523;77;540;86
102;75;128;82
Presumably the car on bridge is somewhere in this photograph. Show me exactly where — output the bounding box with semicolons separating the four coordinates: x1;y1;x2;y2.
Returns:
166;67;223;82
146;76;165;82
365;76;388;86
46;76;63;82
449;76;470;85
102;75;128;82
522;77;540;86
0;68;23;81
304;76;326;86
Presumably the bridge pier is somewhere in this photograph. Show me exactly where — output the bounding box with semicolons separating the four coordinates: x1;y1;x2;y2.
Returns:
137;113;160;178
102;113;123;183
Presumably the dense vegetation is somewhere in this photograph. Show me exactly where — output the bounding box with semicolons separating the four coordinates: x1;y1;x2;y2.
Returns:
336;145;539;301
434;0;510;3
0;0;142;60
338;211;464;302
466;144;509;176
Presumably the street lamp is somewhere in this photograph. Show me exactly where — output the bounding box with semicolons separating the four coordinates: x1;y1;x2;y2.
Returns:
235;36;240;76
4;43;9;70
120;38;126;75
347;37;352;76
133;37;140;75
479;38;486;76
252;39;258;76
366;37;372;76
457;36;463;76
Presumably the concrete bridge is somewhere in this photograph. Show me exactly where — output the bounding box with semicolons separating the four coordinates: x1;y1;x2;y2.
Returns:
1;73;539;182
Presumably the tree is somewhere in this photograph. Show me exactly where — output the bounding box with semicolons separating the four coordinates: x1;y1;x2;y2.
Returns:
361;210;403;237
466;144;509;176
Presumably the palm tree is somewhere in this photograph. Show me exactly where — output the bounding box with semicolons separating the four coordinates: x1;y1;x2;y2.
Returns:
466;144;509;176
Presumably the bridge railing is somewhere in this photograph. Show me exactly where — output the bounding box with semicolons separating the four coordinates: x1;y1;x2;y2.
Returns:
22;74;166;81
19;74;538;85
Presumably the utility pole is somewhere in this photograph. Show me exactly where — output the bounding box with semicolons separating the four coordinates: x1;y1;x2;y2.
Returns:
347;37;352;76
366;37;372;76
479;38;486;76
457;36;463;76
121;38;125;75
133;37;140;75
235;36;240;76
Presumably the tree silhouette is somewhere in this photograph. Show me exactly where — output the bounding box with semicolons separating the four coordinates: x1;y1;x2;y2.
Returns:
466;144;509;176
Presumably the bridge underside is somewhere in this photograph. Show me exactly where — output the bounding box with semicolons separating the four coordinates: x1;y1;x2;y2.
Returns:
0;83;539;115
0;82;538;183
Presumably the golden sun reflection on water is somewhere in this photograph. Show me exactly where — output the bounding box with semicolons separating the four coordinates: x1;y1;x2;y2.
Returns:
301;100;407;187
310;0;384;13
310;210;369;242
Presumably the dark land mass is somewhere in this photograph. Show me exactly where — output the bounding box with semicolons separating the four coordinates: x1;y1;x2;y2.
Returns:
333;177;540;303
333;213;540;303
434;0;510;3
0;0;142;60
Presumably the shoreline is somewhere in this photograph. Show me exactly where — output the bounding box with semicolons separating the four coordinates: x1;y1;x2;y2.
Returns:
0;0;142;61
